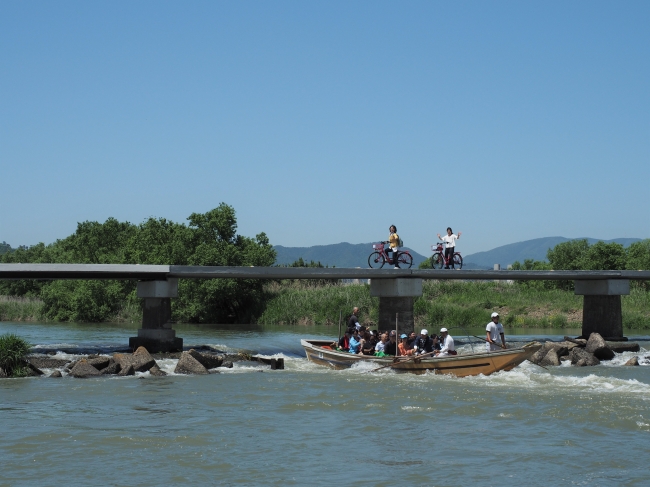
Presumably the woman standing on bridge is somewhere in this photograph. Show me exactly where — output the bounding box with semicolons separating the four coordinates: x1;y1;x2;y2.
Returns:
437;227;461;269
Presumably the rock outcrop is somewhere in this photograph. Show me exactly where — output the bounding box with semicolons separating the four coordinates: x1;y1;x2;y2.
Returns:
585;333;615;360
569;348;600;367
101;363;121;375
540;349;561;367
113;347;156;373
149;365;167;376
87;357;111;371
118;364;135;376
624;356;640;366
607;342;641;353
49;370;62;378
69;359;102;378
188;349;223;370
174;352;209;375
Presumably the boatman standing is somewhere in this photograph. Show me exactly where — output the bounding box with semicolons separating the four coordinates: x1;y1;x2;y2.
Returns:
349;307;360;330
486;312;506;351
436;328;456;356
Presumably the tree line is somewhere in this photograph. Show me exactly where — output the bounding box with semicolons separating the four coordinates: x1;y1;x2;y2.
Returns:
0;204;276;323
512;239;650;290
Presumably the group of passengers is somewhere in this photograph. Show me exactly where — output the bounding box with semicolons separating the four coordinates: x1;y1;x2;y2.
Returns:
334;326;456;358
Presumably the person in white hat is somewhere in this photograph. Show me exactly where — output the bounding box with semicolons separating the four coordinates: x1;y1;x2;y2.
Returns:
413;329;434;356
435;327;456;356
486;312;506;351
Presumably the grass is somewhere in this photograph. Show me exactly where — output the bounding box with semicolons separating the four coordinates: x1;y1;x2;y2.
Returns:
0;333;32;377
259;280;650;330
257;281;378;325
2;281;649;330
0;296;45;322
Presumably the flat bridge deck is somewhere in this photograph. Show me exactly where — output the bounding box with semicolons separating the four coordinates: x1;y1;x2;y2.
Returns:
0;264;649;280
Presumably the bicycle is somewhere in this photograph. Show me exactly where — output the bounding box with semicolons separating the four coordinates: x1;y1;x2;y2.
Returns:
430;243;463;269
368;243;413;269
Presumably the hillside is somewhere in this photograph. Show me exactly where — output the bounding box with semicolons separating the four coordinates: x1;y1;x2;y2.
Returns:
274;237;644;269
463;237;643;268
274;242;429;268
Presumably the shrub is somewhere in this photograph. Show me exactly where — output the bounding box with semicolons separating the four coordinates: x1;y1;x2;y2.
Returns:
0;333;31;377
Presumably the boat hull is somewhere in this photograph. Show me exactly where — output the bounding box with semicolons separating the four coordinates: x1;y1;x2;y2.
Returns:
301;339;541;377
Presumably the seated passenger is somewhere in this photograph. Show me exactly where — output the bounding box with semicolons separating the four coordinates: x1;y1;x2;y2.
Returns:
384;330;397;356
431;334;442;352
407;331;417;347
435;327;457;356
361;330;375;355
413;329;434;356
398;334;415;356
374;333;388;356
349;329;362;354
336;328;352;351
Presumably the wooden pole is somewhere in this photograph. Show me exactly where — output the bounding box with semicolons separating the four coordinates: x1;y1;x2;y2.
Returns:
338;310;342;344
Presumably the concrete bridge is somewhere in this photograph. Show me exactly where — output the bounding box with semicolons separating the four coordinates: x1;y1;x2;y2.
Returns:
2;263;648;351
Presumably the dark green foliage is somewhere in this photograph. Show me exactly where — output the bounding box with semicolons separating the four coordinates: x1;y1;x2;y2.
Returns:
511;239;650;291
0;241;12;255
0;204;276;323
0;333;31;377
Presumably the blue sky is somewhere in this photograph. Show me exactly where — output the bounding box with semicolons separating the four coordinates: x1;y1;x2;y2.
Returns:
1;1;648;258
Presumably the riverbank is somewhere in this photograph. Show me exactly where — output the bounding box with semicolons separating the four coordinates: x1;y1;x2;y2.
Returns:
259;280;650;330
3;280;650;329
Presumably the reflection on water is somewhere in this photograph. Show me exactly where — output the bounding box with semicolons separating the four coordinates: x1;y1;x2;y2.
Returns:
0;321;649;486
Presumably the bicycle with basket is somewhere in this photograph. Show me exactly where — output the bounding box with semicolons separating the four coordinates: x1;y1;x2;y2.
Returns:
430;242;463;269
368;242;413;269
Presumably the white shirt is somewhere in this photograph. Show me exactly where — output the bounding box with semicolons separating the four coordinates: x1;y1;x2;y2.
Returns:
441;234;458;248
486;322;504;351
486;322;504;343
439;335;455;354
375;341;386;352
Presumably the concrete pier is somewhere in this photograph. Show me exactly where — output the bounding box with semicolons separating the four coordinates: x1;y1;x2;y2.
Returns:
129;279;183;352
370;278;423;335
575;280;630;340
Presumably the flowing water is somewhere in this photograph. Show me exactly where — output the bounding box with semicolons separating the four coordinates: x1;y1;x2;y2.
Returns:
1;321;649;487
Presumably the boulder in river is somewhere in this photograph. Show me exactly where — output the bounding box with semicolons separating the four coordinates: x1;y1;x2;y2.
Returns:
113;347;157;373
69;359;102;378
174;352;209;375
585;333;615;360
49;370;62;378
118;364;135;376
188;349;223;369
87;357;111;371
101;362;121;375
540;349;561;367
569;348;600;366
624;356;640;366
607;342;641;353
149;365;167;376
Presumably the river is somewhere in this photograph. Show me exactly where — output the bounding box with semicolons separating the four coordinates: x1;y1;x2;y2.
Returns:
1;321;649;487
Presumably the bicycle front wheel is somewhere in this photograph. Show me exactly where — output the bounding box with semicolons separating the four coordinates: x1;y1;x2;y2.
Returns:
398;253;413;269
368;251;386;269
453;254;463;269
431;253;444;269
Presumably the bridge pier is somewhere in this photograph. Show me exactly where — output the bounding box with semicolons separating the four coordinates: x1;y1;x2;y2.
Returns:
575;280;629;340
129;279;183;352
370;278;422;335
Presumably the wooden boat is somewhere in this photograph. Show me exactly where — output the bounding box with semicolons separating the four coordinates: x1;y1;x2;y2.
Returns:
301;339;542;377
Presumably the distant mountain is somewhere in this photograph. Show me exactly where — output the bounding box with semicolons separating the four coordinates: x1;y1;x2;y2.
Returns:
274;237;644;270
274;242;429;268
463;237;643;269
